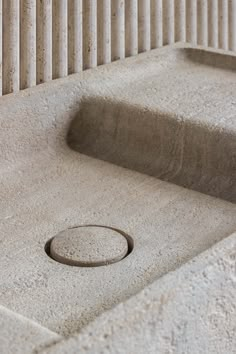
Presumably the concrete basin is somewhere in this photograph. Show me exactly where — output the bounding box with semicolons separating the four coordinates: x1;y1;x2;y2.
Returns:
0;44;235;351
68;48;236;202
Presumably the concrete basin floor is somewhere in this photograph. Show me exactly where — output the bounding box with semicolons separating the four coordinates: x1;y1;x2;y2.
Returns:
0;44;235;345
1;149;235;336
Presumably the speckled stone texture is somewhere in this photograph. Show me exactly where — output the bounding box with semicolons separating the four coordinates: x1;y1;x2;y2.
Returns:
0;44;235;353
40;232;236;354
0;305;60;354
68;48;236;202
50;226;129;267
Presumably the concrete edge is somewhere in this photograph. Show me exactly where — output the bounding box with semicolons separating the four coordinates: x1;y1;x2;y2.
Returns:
39;230;236;353
0;305;61;354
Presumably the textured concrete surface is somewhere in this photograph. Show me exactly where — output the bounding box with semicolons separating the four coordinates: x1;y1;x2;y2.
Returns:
50;226;129;267
0;44;235;352
2;145;235;337
0;305;60;354
40;231;236;354
68;48;236;202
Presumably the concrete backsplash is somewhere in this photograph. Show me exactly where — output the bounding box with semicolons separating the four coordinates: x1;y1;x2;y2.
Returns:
0;0;235;95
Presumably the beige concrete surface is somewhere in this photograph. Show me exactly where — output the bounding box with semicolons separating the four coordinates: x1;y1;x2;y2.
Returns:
0;44;235;352
0;305;60;354
40;231;236;354
68;47;236;202
50;226;129;267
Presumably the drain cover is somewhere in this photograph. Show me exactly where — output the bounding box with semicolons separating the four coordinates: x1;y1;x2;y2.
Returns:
49;226;129;267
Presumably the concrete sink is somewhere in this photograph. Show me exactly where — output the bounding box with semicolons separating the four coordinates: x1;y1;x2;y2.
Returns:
0;44;235;352
68;47;236;202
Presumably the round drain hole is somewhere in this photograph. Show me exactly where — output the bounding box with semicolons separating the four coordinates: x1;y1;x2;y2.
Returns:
48;226;132;267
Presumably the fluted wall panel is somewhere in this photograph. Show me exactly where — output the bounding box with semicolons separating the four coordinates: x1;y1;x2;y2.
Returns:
0;0;235;96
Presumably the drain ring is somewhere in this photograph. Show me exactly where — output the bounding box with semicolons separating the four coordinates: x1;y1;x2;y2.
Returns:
46;225;133;267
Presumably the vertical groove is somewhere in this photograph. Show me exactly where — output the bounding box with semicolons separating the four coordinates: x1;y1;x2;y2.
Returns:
68;0;83;74
208;0;219;48
197;0;208;46
218;0;228;50
111;0;125;61
83;0;97;69
229;0;236;51
37;0;52;84
52;0;68;79
97;0;111;65
175;0;186;42
138;0;151;52
0;0;2;96
186;0;197;44
20;0;36;90
3;0;20;94
163;0;175;45
125;0;138;56
151;0;163;48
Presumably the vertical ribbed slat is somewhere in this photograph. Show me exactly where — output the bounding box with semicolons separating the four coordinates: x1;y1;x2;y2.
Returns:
52;1;68;79
151;0;163;48
138;0;151;52
20;0;36;90
83;0;97;69
163;0;175;45
125;0;138;56
186;0;197;44
208;0;219;48
197;0;208;46
0;0;2;96
37;0;52;84
111;0;125;60
175;0;186;42
3;0;20;94
218;0;228;50
68;0;83;74
229;0;236;51
97;0;111;65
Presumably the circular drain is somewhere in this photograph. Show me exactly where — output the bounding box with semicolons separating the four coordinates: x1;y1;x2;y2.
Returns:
48;226;132;267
